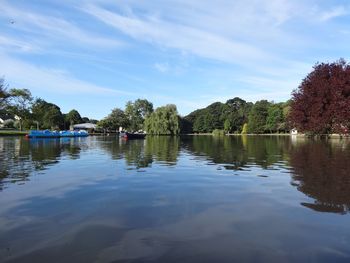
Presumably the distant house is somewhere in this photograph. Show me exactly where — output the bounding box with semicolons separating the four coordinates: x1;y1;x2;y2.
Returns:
290;128;298;135
0;112;15;128
73;123;97;132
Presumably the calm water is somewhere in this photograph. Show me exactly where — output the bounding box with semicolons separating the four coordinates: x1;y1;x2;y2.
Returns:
0;135;350;262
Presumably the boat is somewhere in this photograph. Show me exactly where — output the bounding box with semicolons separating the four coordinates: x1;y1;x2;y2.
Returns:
122;132;146;139
26;130;89;138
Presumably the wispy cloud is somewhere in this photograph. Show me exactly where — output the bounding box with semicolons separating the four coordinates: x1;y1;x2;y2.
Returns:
154;62;169;73
1;53;134;96
82;4;270;64
0;1;123;50
319;6;348;21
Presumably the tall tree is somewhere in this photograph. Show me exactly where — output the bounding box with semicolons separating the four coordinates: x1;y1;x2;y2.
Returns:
0;78;10;111
247;100;271;134
98;108;129;131
65;109;82;126
7;88;33;130
144;104;180;135
290;59;350;134
125;99;153;131
266;104;284;133
32;99;64;129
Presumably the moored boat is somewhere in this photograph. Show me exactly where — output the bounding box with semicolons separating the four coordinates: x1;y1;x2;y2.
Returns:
123;132;146;139
26;130;89;138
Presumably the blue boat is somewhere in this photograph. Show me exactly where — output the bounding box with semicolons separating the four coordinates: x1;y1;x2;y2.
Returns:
26;130;89;138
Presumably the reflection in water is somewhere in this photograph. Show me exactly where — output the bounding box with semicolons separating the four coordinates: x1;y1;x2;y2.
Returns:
1;136;350;214
1;135;350;262
0;137;84;190
289;139;350;214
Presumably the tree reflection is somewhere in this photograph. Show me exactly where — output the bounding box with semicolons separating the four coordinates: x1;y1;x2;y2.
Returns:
289;139;350;214
0;137;82;190
98;136;179;168
183;135;291;170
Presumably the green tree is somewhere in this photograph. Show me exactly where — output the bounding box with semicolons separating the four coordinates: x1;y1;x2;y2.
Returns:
98;108;129;131
224;119;231;133
7;88;33;130
241;123;248;134
125;99;153;131
0;78;10;111
32;99;64;129
43;106;63;129
65;109;82;127
266;104;284;133
247;100;271;134
144;104;180;135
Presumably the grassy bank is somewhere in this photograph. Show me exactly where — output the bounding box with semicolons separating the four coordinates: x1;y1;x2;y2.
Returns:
0;130;28;136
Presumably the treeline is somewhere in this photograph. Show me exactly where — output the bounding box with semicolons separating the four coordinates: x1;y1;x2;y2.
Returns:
182;98;291;134
2;58;350;135
98;99;180;135
0;79;97;130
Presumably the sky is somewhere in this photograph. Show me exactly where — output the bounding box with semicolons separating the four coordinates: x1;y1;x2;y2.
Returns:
0;0;349;119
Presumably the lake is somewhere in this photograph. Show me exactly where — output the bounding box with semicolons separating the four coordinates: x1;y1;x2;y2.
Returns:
0;135;350;262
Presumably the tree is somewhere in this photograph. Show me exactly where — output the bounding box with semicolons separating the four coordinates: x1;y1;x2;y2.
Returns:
125;99;153;131
266;104;284;133
247;100;271;134
98;108;129;131
82;117;90;123
241;123;248;134
224;119;232;133
65;109;82;126
43;106;63;129
7;88;33;130
0;78;10;111
144;104;180;135
32;99;64;129
290;59;350;134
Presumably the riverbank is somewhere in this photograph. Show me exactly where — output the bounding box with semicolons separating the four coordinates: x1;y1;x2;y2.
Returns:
0;130;28;136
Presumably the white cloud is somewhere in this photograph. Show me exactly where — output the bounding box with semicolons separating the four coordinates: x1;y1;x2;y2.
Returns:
0;53;134;96
154;62;169;73
82;4;270;64
0;1;123;49
319;6;348;21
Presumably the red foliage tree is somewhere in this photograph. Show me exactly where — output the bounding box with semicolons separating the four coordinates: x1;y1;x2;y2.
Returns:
290;59;350;134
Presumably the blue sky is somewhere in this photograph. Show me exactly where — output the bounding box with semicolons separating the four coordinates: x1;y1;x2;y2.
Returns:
0;0;349;119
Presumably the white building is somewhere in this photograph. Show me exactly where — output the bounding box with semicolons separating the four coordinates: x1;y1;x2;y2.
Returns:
290;128;298;135
73;123;97;131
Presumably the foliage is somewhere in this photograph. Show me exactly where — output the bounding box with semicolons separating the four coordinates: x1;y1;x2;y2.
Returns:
212;129;225;136
98;108;128;131
0;78;10;111
144;104;180;135
247;100;271;134
2;119;15;128
7;88;33;130
185;98;251;134
82;117;90;123
290;59;350;134
65;109;82;126
266;103;284;133
125;99;153;131
224;119;231;133
31;99;64;129
241;123;248;134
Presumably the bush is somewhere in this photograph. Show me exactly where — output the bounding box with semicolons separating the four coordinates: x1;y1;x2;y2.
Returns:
2;119;15;128
212;129;225;136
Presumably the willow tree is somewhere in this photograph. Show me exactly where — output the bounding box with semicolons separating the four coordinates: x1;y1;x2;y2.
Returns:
144;104;180;135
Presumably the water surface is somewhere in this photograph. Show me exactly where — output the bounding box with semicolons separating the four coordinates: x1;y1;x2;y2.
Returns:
0;135;350;262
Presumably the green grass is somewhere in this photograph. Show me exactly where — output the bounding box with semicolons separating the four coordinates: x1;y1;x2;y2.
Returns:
0;130;28;136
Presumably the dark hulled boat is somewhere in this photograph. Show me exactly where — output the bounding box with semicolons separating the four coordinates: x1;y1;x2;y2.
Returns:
123;132;146;139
